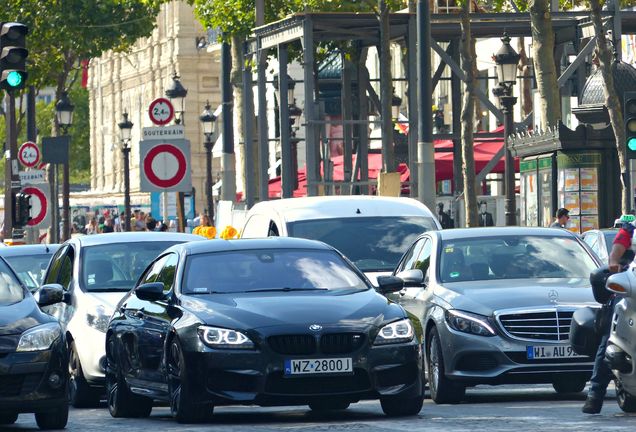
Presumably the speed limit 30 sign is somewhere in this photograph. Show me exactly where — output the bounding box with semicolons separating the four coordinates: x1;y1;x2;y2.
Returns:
148;98;174;126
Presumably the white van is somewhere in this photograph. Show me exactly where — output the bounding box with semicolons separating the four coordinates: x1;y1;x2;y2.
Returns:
240;196;441;283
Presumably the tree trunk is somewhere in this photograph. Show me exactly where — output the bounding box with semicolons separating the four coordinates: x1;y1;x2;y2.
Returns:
231;34;245;196
379;0;395;172
459;1;478;227
590;0;629;213
529;0;561;127
518;38;533;121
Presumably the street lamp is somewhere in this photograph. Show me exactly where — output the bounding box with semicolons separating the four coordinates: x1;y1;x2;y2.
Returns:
118;111;134;232
199;101;220;221
492;33;520;226
289;101;303;190
55;91;74;241
165;73;188;125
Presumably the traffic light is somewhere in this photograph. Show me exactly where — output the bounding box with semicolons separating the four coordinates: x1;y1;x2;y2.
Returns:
0;22;28;91
625;91;636;159
13;192;32;227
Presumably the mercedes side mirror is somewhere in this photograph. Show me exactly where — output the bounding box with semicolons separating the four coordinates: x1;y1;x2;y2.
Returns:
376;276;404;294
396;269;425;287
34;284;65;307
606;271;635;297
135;282;166;301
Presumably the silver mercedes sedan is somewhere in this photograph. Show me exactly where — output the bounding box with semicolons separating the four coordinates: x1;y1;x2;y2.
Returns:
389;227;600;404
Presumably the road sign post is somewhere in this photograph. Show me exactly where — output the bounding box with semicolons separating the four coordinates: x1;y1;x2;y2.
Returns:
148;98;175;126
139;139;192;193
18;141;40;167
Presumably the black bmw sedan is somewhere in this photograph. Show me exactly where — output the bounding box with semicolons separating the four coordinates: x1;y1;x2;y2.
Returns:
0;257;68;430
106;237;423;423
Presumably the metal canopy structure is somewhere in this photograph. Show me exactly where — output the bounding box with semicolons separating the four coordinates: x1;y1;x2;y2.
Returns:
242;10;636;206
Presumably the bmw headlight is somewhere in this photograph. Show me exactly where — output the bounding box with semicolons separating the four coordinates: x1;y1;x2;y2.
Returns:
86;305;111;333
198;326;255;349
17;322;61;352
445;309;496;337
374;318;414;345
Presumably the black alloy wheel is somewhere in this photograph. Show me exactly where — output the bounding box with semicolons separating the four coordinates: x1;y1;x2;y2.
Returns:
0;412;18;425
616;379;636;412
34;404;69;430
106;336;153;418
68;341;101;408
426;327;465;404
552;375;587;394
168;339;214;423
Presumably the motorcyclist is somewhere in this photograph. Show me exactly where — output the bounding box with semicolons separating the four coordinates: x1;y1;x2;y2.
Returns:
582;214;636;414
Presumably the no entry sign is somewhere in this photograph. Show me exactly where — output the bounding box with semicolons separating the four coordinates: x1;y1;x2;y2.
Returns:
139;139;192;192
22;185;50;227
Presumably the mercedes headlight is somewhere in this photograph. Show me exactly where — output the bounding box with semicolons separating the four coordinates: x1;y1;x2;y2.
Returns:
374;318;414;345
198;326;255;349
17;323;61;352
86;305;111;333
445;309;496;337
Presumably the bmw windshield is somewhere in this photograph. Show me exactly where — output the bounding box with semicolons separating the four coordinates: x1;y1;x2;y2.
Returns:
287;216;438;272
183;249;369;294
438;235;597;283
81;242;178;291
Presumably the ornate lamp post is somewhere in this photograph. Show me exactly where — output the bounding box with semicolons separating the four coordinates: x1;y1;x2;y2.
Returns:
165;73;188;125
118;111;133;232
55;91;74;241
199;101;220;221
492;33;520;226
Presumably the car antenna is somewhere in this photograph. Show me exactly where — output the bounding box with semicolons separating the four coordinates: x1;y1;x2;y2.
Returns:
356;208;361;214
45;244;50;253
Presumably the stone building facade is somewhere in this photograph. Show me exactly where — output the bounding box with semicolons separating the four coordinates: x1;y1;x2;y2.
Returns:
88;1;220;213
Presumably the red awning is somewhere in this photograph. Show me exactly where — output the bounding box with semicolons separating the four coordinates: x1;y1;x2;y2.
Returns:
268;127;518;198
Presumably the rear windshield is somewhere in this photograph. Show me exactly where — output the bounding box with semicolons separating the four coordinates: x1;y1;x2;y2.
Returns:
183;248;368;294
81;241;179;291
439;235;597;283
287;216;438;272
0;260;24;305
4;254;52;291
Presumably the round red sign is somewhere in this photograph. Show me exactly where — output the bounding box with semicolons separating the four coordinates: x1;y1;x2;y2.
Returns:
148;98;175;126
143;144;187;188
22;186;47;226
18;141;40;168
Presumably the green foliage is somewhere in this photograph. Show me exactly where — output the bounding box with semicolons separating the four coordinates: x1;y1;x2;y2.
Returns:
191;0;405;40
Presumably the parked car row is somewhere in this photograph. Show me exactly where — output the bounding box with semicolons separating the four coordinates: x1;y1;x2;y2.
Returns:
0;196;617;428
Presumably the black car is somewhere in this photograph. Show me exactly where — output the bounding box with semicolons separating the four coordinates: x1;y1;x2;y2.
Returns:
106;237;423;423
0;257;68;430
0;244;60;291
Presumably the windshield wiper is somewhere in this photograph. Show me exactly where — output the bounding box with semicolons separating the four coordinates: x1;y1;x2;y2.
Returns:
244;287;328;293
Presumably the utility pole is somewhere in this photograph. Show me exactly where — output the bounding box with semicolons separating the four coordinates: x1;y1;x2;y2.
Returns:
417;0;436;209
26;86;38;244
3;92;18;241
221;41;236;201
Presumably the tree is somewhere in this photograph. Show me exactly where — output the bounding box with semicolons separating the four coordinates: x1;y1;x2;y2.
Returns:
458;0;479;227
590;0;628;213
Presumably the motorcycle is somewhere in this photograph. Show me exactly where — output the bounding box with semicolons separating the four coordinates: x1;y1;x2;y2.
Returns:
604;268;636;412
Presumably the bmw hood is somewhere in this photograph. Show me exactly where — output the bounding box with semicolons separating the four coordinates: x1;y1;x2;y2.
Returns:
438;278;596;316
180;288;404;331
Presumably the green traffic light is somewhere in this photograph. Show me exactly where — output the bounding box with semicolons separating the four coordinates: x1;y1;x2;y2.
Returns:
628;137;636;151
6;71;23;88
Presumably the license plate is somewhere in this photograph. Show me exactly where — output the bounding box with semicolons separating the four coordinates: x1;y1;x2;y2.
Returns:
284;358;353;375
526;345;586;359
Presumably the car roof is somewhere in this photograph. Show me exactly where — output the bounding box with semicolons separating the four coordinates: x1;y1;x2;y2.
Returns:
248;196;436;223
431;226;579;241
171;237;335;255
0;244;61;256
69;232;204;247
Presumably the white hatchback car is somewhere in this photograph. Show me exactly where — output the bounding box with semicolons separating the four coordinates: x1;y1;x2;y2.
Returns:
240;196;441;283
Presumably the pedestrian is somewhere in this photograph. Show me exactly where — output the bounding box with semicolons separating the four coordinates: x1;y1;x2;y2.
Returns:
550;207;569;228
135;211;147;231
145;215;157;231
85;217;99;235
582;214;636;414
102;216;115;233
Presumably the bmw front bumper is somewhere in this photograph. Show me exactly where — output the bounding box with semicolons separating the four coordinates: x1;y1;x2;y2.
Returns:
181;336;422;406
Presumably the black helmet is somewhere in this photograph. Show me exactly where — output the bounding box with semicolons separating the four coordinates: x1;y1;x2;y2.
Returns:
590;265;612;304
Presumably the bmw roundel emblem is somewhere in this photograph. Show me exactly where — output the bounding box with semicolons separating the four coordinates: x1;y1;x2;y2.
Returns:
309;324;322;331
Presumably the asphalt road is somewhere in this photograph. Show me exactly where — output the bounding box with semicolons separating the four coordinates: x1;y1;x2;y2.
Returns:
6;384;636;432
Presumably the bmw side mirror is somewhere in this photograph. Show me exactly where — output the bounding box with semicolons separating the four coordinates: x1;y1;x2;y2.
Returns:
396;269;425;287
34;284;65;307
377;276;404;294
135;282;166;301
